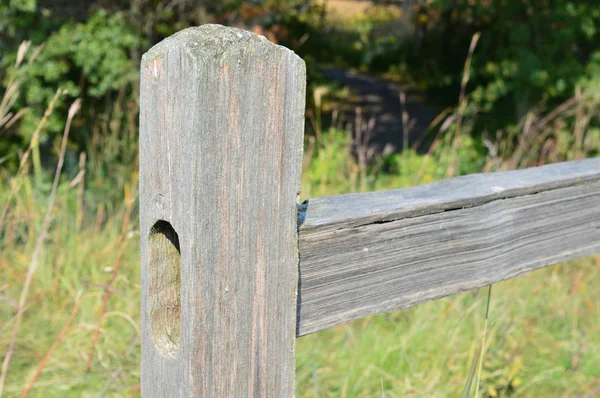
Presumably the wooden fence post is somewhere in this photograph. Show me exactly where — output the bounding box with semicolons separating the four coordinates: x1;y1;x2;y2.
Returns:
139;25;305;397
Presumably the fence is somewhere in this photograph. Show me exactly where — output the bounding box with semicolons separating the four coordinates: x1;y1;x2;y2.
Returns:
139;25;600;397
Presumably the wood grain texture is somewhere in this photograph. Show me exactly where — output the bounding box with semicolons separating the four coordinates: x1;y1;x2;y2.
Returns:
297;158;600;336
140;25;305;397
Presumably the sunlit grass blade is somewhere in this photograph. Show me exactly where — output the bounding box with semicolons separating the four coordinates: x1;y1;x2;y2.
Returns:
461;285;492;398
475;285;492;398
461;341;482;398
0;98;80;396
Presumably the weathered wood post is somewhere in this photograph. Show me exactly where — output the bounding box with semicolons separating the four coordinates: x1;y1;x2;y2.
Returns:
139;25;305;396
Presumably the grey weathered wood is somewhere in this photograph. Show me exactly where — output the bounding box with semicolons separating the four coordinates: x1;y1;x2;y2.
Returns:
140;25;305;397
297;158;600;336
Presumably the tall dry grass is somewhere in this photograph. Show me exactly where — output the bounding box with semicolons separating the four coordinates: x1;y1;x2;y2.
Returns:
0;42;141;397
0;35;599;397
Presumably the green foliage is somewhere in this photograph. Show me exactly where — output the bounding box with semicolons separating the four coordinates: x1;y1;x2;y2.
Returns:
11;10;140;149
383;149;441;185
416;0;600;130
301;129;358;198
0;0;40;43
332;0;600;141
300;126;486;200
468;2;598;121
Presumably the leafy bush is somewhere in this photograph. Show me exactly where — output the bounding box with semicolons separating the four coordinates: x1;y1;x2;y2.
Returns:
7;10;140;159
409;0;600;131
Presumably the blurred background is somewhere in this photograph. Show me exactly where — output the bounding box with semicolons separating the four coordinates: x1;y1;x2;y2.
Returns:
1;0;599;396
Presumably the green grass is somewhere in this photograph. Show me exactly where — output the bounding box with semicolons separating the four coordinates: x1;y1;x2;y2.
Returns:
0;178;141;397
1;126;599;397
1;35;599;397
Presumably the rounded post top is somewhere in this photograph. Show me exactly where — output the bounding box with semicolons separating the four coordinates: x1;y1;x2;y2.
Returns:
142;24;298;63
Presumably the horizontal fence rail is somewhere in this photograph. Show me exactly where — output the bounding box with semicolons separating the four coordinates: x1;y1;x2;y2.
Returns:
297;157;600;336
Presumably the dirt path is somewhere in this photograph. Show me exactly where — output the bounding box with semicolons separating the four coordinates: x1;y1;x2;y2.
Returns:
320;67;435;154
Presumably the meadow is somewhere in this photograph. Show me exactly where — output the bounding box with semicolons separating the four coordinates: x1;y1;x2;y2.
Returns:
2;86;599;397
2;1;600;396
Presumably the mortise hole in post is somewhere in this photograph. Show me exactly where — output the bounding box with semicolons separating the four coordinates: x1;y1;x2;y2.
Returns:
149;220;181;358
